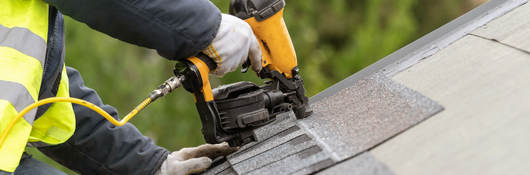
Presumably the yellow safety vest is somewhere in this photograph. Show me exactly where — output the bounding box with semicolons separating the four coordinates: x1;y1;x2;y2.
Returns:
0;0;76;172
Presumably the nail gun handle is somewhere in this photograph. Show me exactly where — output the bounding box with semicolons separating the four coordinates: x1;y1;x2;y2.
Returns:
178;53;217;102
176;54;226;144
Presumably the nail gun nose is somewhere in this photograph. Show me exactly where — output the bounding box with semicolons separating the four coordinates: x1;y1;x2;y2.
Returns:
149;75;186;101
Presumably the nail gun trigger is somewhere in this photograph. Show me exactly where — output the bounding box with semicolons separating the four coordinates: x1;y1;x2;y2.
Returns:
241;59;251;73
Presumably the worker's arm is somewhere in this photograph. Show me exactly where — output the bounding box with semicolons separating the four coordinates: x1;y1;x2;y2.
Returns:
37;67;169;175
43;0;221;60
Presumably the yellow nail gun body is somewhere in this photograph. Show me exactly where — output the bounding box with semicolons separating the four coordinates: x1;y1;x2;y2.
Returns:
240;3;297;78
175;0;311;146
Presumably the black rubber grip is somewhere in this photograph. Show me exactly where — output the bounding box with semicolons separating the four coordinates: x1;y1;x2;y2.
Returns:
230;0;285;21
196;52;218;71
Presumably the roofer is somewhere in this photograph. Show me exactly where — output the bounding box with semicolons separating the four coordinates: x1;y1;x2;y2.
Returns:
0;0;262;174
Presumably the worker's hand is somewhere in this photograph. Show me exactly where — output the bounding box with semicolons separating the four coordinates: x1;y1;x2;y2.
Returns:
156;142;238;175
203;14;262;77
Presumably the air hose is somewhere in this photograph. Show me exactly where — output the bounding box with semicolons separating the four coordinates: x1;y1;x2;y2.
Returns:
0;75;184;147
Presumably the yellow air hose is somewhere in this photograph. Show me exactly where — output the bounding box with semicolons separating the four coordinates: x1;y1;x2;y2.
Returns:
0;75;184;148
0;97;151;147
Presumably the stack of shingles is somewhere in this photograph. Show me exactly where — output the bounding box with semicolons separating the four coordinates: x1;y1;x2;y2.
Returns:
201;73;443;175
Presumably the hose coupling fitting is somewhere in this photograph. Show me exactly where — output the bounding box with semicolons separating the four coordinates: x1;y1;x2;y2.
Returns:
149;75;185;101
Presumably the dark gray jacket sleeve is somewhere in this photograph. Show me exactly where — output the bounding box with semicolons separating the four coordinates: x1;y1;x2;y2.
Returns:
38;67;170;175
44;0;221;60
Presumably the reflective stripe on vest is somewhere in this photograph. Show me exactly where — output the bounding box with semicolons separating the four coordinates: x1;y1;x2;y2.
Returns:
0;0;76;172
0;25;46;65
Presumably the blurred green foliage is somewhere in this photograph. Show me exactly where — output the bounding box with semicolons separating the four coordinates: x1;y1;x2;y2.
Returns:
29;0;480;174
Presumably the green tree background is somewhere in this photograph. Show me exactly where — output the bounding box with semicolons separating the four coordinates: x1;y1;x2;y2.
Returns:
27;0;484;174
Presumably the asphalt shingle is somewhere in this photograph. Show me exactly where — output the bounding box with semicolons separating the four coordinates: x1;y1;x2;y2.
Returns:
202;73;442;175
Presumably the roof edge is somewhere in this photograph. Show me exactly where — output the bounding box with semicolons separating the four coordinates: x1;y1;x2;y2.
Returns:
311;0;528;103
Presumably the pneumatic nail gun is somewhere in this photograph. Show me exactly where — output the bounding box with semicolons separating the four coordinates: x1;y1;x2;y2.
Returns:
174;0;312;147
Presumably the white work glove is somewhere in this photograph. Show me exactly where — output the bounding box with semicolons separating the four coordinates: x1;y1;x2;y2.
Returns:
156;142;238;175
203;14;262;77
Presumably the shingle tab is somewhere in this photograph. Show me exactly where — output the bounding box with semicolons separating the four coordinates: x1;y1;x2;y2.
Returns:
230;135;317;174
301;73;443;161
245;149;330;175
227;125;305;165
201;161;232;175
